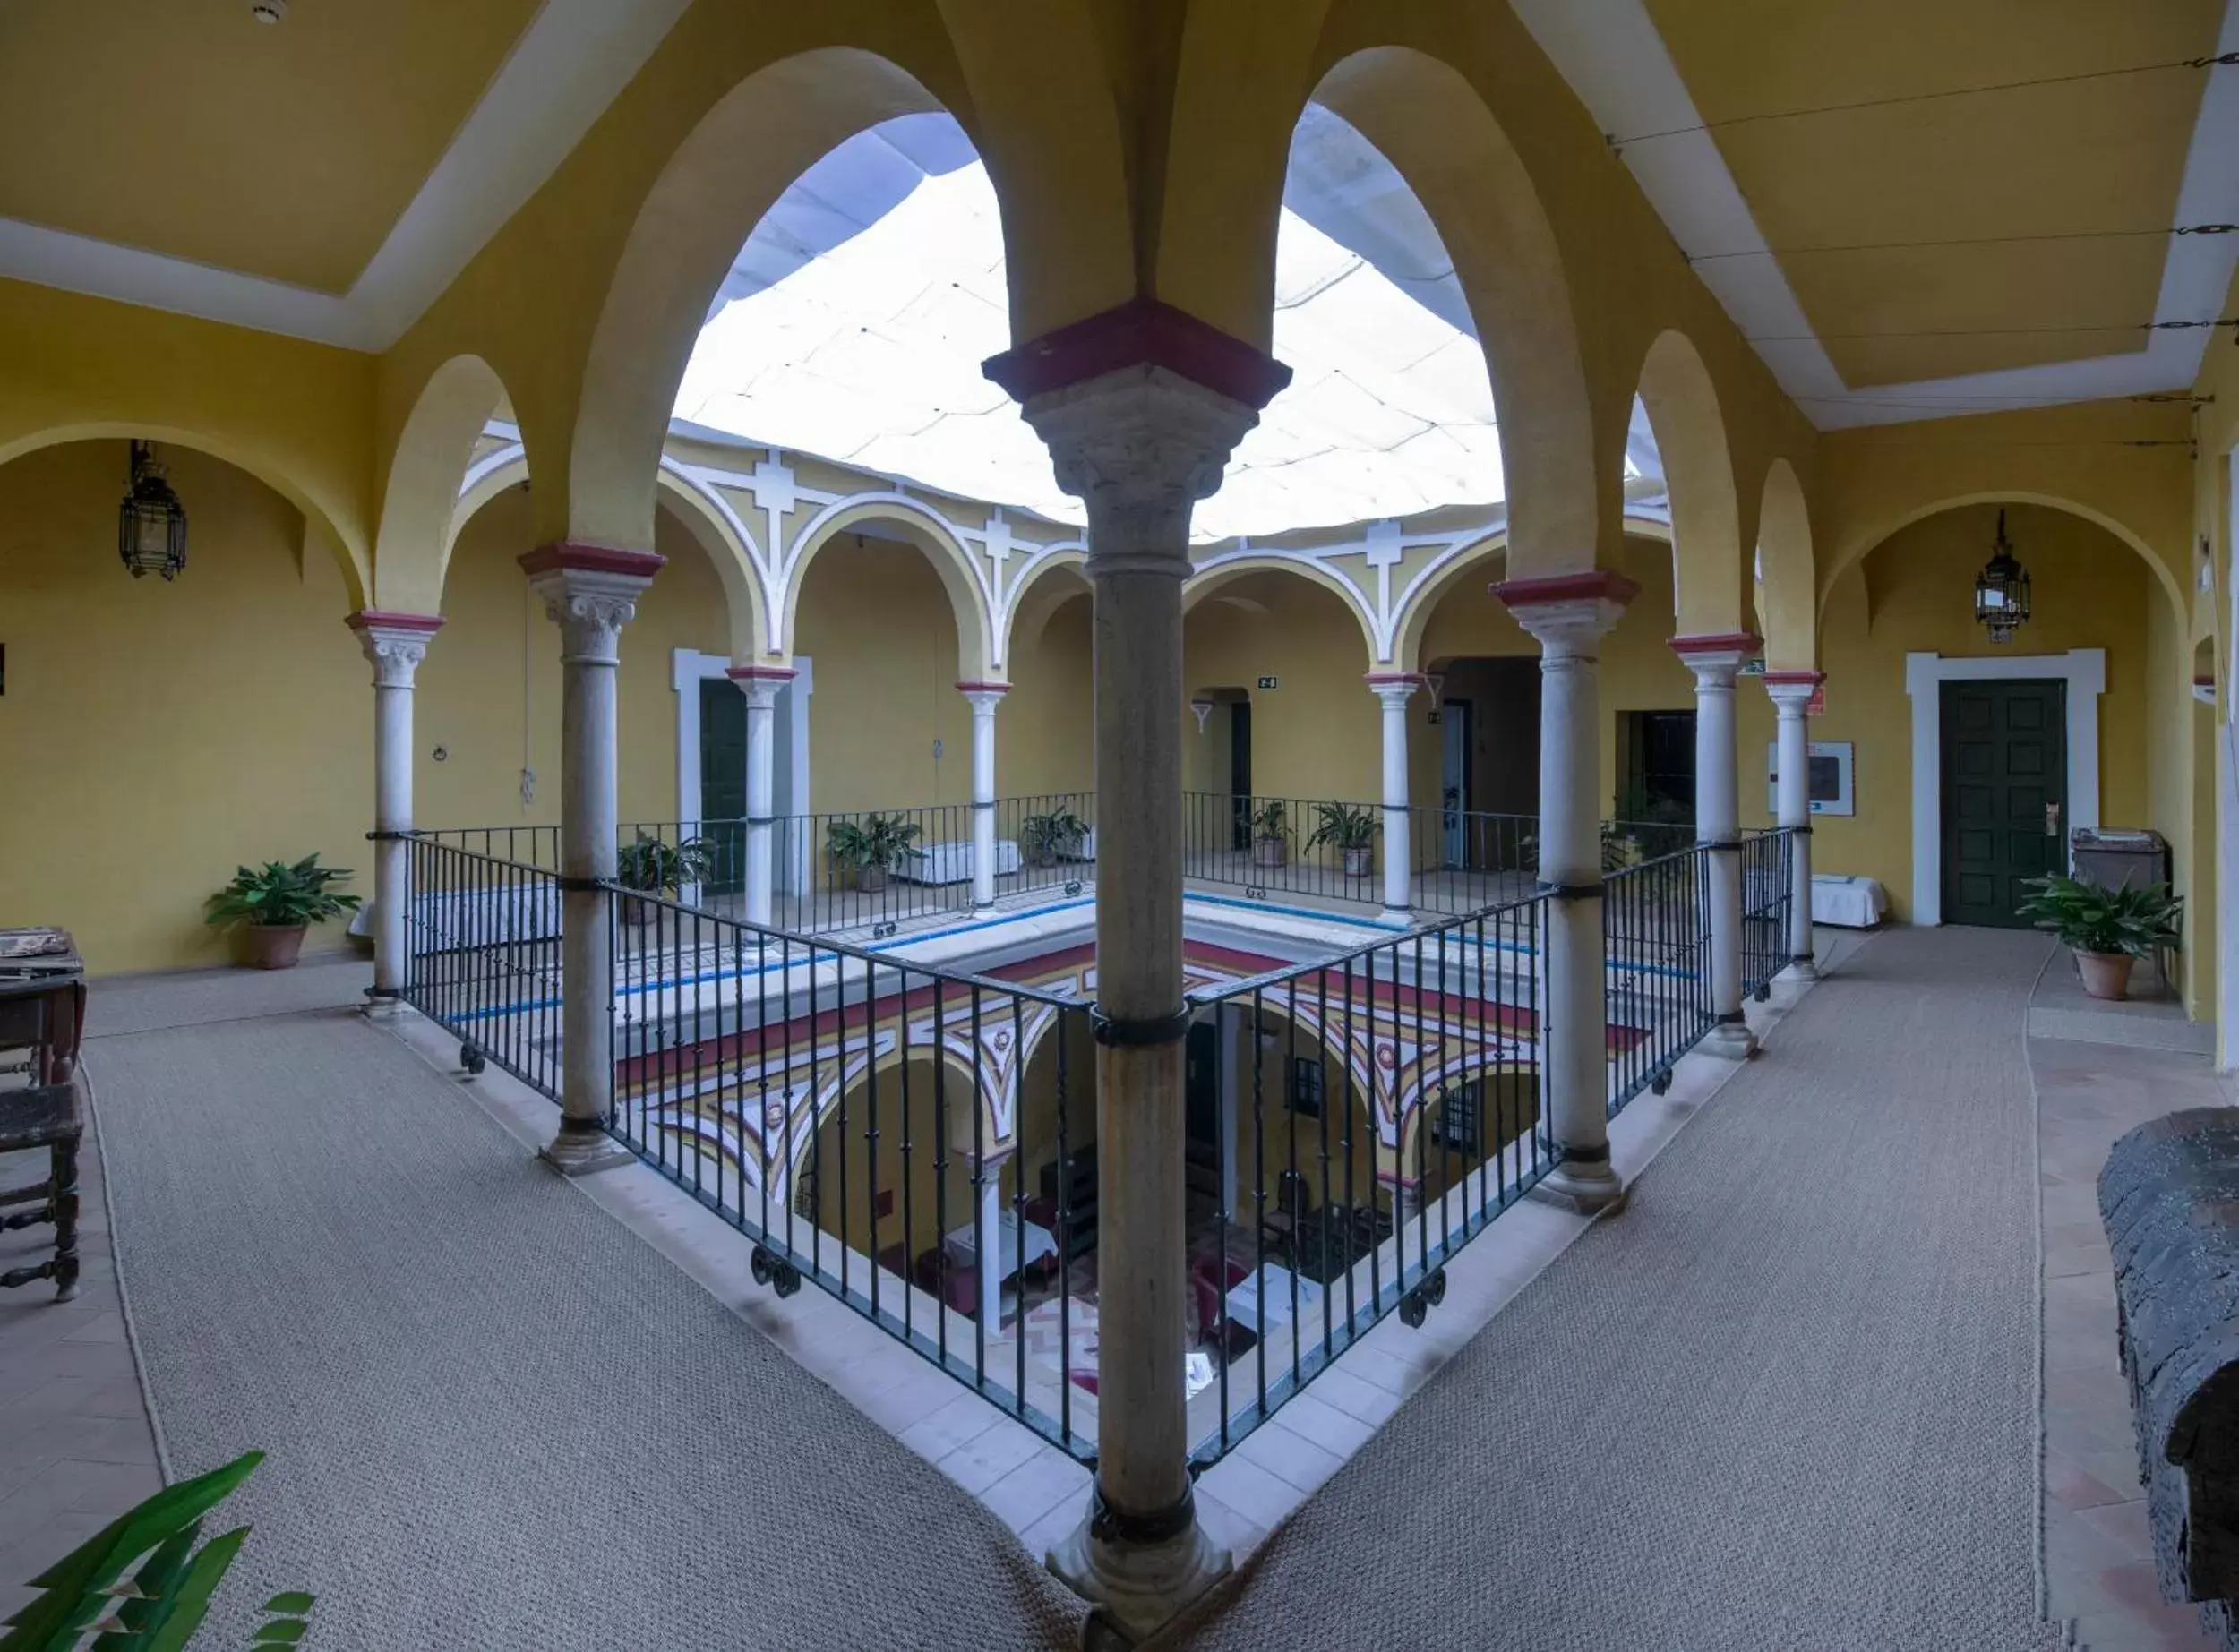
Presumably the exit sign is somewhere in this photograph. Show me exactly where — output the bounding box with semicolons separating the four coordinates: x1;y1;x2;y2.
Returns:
1256;675;1279;690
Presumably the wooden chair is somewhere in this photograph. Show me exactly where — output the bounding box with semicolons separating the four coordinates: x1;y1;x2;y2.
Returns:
1259;1168;1312;1256
0;1080;82;1302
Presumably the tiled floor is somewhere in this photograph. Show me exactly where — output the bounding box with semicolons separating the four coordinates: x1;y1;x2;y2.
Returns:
2030;986;2233;1652
0;1106;164;1620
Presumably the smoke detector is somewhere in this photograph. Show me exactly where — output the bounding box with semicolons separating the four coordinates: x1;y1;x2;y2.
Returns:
252;2;287;22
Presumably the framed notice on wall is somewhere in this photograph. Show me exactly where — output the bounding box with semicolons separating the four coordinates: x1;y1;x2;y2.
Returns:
1767;740;1855;817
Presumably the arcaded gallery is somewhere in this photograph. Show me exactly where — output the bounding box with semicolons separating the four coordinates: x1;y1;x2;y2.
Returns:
2;4;2237;1648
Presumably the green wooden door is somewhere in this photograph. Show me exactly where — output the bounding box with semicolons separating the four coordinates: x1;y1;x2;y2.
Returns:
1941;679;2066;929
699;679;749;897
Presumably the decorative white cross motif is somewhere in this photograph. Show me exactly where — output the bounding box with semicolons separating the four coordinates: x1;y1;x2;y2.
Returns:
747;458;797;519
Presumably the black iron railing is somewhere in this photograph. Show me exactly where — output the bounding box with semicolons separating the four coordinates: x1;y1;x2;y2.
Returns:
1178;893;1553;1464
400;835;564;1095
1740;826;1796;1001
1181;791;1391;909
605;893;1100;1459
1601;842;1714;1116
617;792;1094;939
1404;805;1539;917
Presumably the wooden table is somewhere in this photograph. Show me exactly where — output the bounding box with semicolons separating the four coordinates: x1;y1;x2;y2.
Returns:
0;929;85;1083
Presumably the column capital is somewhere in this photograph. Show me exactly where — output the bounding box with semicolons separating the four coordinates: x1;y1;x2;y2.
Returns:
727;663;795;710
991;303;1285;579
1670;631;1763;684
346;610;442;688
1763;670;1825;712
519;544;664;664
1364;671;1424;704
1496;570;1637;655
957;680;1012;709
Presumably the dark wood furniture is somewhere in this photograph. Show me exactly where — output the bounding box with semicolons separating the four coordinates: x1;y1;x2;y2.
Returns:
0;929;86;1084
0;1081;82;1301
1038;1143;1097;1262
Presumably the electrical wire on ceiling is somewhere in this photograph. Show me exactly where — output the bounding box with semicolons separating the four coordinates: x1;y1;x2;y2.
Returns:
1747;317;2239;344
1686;224;2239;264
1606;51;2239;152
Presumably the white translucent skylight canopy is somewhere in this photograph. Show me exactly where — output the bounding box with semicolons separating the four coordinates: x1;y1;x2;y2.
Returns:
677;113;1583;541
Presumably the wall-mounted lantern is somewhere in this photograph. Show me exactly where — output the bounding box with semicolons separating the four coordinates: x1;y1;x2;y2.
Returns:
1189;696;1214;734
118;441;188;581
1973;509;2029;645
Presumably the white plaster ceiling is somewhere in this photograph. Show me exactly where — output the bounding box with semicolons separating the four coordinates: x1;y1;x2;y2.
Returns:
1510;0;2239;426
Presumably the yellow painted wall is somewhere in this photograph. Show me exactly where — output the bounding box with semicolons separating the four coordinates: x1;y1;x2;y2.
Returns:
1809;504;2157;921
416;486;730;833
1182;577;1382;807
794;535;1091;817
0;441;370;974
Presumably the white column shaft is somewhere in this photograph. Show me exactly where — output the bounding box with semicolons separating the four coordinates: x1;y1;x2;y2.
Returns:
1018;364;1263;1622
976;1160;1005;1329
349;616;435;1010
735;673;788;929
962;688;1008;908
524;556;659;1174
1768;677;1822;979
1371;678;1416;920
1540;638;1609;1181
373;680;413;994
1504;591;1629;1215
1688;659;1750;1050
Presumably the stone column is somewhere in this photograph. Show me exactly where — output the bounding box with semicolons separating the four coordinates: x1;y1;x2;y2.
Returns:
1497;572;1637;1216
729;664;794;929
1367;673;1420;924
347;611;442;1015
519;544;664;1176
958;681;1010;908
990;299;1286;1643
1764;672;1824;980
1674;635;1761;1058
970;1147;1008;1330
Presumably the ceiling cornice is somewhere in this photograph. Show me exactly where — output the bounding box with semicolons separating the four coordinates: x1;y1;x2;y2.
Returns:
0;0;693;352
1511;0;2239;428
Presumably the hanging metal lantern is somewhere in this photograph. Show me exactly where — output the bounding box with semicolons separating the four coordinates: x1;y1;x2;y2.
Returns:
118;441;187;580
1973;509;2029;644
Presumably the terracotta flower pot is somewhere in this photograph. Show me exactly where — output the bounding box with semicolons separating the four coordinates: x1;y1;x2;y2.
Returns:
856;864;889;894
1341;845;1374;878
2075;949;2133;1001
1252;836;1288;869
246;923;307;970
620;894;655;927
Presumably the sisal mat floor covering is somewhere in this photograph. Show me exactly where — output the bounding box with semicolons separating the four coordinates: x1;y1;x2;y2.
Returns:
1179;926;2066;1651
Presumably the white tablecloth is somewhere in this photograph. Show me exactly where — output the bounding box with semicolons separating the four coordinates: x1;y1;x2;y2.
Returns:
1225;1264;1325;1332
944;1212;1057;1279
1813;873;1887;929
898;840;1023;886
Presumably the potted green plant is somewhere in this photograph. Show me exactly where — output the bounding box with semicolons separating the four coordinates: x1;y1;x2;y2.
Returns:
205;854;361;970
1019;809;1089;868
1247;800;1291;869
827;812;922;892
2017;873;2182;1001
1306;801;1379;877
614;832;713;924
